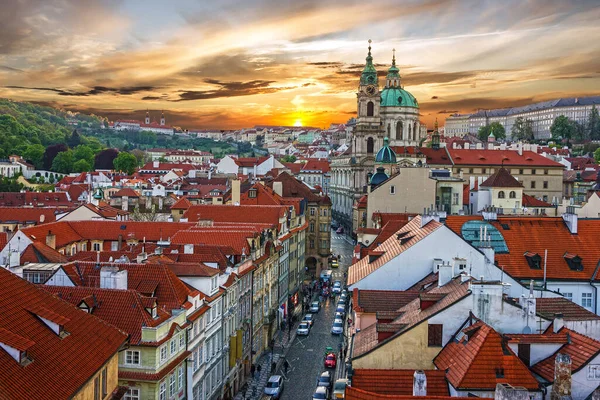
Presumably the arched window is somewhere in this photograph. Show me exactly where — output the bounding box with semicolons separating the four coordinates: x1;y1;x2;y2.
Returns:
509;191;516;199
414;122;418;140
387;124;390;137
367;137;374;154
396;121;403;140
498;191;505;199
367;101;374;117
408;124;412;140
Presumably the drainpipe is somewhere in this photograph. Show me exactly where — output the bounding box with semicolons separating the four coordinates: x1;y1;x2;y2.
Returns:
590;261;600;314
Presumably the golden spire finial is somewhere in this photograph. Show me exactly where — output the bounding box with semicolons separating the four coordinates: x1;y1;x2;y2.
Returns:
434;118;439;130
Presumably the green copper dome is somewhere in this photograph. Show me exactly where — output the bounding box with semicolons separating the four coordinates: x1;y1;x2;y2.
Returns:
375;137;397;163
380;87;418;108
370;167;389;187
360;40;378;86
386;49;400;80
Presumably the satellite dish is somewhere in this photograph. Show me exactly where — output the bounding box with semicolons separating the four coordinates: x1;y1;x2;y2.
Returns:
522;326;532;334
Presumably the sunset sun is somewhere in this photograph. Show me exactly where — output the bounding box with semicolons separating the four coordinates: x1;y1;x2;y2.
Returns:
293;119;303;127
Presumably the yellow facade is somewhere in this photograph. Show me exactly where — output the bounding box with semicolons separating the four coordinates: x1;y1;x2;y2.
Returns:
352;322;441;370
73;352;120;400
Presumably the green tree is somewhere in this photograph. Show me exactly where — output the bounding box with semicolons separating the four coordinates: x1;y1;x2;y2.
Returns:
281;155;297;163
550;115;576;144
573;121;587;142
511;117;535;141
588;106;600;140
477;125;491;141
73;159;92;172
594;147;600;164
73;145;95;165
67;129;82;148
51;150;74;173
113;152;137;174
488;122;506;140
23;144;45;169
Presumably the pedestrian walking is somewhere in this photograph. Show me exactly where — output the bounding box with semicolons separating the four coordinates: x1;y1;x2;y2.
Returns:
250;364;256;380
271;361;277;373
257;364;262;377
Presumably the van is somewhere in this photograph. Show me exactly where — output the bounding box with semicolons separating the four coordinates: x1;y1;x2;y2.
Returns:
320;270;333;282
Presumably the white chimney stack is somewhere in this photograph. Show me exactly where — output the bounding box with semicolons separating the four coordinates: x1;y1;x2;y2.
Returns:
413;370;427;396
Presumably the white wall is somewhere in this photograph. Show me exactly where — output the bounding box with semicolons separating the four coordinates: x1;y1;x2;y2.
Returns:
216;156;239;174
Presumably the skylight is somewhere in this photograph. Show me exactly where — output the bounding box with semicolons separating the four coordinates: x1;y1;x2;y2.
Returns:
460;221;509;253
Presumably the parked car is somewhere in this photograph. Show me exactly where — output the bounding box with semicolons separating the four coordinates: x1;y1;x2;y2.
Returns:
324;352;337;369
337;299;346;309
297;322;311;336
336;227;344;234
332;281;342;294
340;292;348;301
310;301;320;313
317;371;332;390
331;260;339;268
264;375;284;399
334;311;344;321
335;304;345;315
303;313;315;327
312;386;329;400
320;270;333;282
331;319;344;335
332;379;349;399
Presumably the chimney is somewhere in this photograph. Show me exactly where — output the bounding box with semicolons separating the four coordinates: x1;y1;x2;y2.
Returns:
494;383;529;400
46;230;56;249
438;262;454;287
9;249;20;268
517;143;523;156
460;272;470;283
273;181;283;197
118;234;123;250
232;179;241;205
562;206;578;234
482;206;498;221
553;313;564;333
420;209;440;227
153;160;159;168
136;251;147;264
184;244;194;254
470;280;503;325
551;353;572;399
413;370;427;396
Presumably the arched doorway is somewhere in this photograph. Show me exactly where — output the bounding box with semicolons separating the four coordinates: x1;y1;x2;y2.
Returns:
367;137;374;154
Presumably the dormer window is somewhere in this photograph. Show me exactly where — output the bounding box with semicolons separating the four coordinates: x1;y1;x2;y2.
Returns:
524;252;542;269
0;328;35;365
28;306;70;338
248;189;257;198
564;253;583;271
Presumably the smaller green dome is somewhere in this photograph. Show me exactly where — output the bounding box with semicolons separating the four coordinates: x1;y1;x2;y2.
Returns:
386;49;400;80
380;87;418;108
360;40;378;86
370;167;389;187
375;137;397;164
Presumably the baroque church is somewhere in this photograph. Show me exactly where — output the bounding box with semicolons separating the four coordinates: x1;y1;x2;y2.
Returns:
330;41;427;230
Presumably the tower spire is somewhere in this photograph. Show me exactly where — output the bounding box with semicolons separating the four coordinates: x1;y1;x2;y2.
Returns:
392;48;396;66
360;39;378;86
368;39;372;56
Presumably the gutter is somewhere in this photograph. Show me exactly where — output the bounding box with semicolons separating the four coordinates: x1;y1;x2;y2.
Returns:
590;260;600;314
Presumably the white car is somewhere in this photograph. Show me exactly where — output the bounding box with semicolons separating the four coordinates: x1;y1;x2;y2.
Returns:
297;322;311;336
331;318;344;335
303;313;315;327
332;281;342;294
310;301;320;313
312;386;328;400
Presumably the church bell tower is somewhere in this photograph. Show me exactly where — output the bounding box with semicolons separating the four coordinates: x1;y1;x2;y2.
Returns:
354;40;382;157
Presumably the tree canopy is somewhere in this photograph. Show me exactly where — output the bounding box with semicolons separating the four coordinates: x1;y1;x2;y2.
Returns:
511;117;535;141
550;115;576;143
94;148;119;170
113;152;137;175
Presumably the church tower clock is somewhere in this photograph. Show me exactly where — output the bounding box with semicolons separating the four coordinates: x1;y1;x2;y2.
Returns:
354;40;382;157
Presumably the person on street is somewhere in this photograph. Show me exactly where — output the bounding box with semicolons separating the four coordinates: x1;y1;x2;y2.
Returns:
257;364;262;377
251;364;256;380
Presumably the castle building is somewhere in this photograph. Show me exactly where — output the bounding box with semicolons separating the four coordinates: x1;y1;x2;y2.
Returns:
330;42;427;230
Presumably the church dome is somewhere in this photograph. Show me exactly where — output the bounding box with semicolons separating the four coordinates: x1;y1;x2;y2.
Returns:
380;87;418;108
375;137;397;163
370;167;389;187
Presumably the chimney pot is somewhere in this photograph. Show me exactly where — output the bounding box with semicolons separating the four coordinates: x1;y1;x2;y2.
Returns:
413;370;427;396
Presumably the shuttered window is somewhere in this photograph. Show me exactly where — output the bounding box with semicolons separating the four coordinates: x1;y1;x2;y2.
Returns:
428;324;443;347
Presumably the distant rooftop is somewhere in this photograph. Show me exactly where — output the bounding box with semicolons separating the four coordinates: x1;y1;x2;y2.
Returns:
456;96;600;119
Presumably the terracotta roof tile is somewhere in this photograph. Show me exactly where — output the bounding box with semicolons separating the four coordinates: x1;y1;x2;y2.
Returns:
531;328;600;382
480;167;523;188
448;149;564;167
353;289;420;313
522;193;553;207
0;269;127;400
351;369;449;396
183;204;286;224
111;188;140;197
434;321;539;390
535;297;600;321
346;386;468;400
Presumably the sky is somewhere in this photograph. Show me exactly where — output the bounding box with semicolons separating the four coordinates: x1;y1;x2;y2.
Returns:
1;0;600;130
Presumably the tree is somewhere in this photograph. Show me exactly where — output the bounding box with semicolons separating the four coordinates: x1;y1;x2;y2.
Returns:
113;152;137;175
512;117;535;141
43;143;68;170
594;147;600;164
23;144;45;169
588;106;600;140
477;125;490;141
67;129;82;148
94;148;119;170
73;145;95;165
573;121;587;142
73;159;92;173
550;115;576;144
51;150;74;173
131;149;147;166
281;155;297;163
488;122;506;140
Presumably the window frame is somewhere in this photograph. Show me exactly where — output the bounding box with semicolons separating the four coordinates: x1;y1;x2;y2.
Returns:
428;324;443;347
125;350;141;365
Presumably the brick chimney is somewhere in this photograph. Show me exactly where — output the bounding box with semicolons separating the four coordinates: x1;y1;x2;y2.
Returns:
46;230;56;249
551;353;572;400
413;370;426;396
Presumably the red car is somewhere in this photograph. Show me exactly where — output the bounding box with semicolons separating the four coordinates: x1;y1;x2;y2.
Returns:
324;352;337;369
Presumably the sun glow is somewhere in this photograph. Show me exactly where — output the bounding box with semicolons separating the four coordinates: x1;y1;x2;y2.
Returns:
293;119;303;127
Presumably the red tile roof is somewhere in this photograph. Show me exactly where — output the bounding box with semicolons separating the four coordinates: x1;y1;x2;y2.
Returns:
183;204;286;224
0;207;57;224
351;369;449;396
268;171;329;204
434;321;540;390
170;196;192;210
390;146;453;165
0;192;74;207
172;229;257;255
346;386;467;400
301;158;330;173
21;242;68;264
448;149;564;167
445;216;600;281
531;328;600;382
0;268;127;400
522;194;553;208
282;162;303;175
535;297;600;321
480;167;523;188
112;188;140;197
353;289;420;313
235;156;269;167
504;332;569;344
348;216;443;286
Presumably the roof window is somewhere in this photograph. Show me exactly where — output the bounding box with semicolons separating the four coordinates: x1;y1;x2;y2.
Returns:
28;305;70;338
524;252;542;269
564;253;583;271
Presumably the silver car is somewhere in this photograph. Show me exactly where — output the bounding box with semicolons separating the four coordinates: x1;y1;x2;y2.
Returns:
310;301;320;313
264;375;284;399
312;386;328;400
303;313;315;327
331;319;344;335
297;322;311;336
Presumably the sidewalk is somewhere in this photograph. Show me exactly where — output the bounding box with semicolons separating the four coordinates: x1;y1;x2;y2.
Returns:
234;318;302;400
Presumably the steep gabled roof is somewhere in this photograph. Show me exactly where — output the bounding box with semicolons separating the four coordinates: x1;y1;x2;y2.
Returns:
0;268;127;400
353;289;420;313
434;321;539;390
351;369;449;396
480;167;523;188
183;204;286;224
447;149;564;167
535;297;600;321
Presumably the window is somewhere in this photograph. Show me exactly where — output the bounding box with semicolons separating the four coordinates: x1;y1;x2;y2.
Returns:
498;191;505;199
519;169;524;175
102;368;107;397
320;223;327;232
124;388;140;400
390;185;396;195
309;240;314;249
170;339;177;355
309;222;315;232
111;241;119;251
543;195;548;202
469;168;473;173
159;382;166;400
310;207;315;216
94;376;100;400
428;324;443;347
543;181;548;189
544;169;549;175
169;374;176;396
452;192;459;205
563;292;573;302
321;240;328;249
248;189;257;198
482;168;486;174
179;333;185;349
322;209;328;217
367;137;374;154
509;191;516;199
125;350;140;365
524;252;541;269
93;242;101;251
366;101;374;117
532;169;536;175
531;181;536;189
178;366;184;389
160;345;168;363
582;293;593;308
